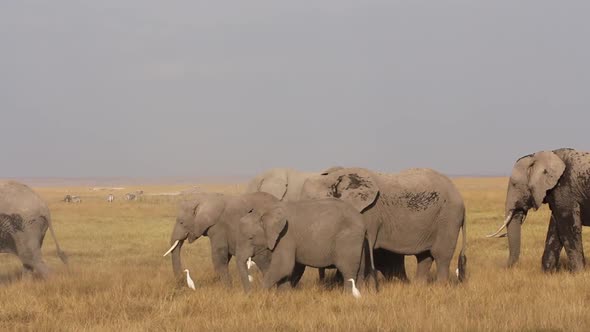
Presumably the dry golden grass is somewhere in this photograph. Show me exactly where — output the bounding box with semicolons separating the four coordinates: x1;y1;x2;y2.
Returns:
1;178;590;331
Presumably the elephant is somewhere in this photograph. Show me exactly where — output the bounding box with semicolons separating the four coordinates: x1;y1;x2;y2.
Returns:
301;167;467;283
488;148;590;272
238;198;378;295
163;192;279;286
0;181;67;278
246;166;407;282
246;167;331;201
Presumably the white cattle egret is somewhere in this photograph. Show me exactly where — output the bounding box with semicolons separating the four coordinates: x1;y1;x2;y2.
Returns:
184;269;196;290
348;278;361;299
247;257;256;270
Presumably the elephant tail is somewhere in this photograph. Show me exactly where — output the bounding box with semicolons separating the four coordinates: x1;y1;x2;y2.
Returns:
457;213;467;282
44;215;68;265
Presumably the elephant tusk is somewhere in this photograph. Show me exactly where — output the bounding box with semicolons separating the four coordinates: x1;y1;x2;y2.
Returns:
486;211;513;238
163;240;180;257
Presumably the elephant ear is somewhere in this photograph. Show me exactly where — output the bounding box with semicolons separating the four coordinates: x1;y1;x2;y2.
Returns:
261;207;287;250
192;195;226;236
330;169;379;213
528;151;566;210
256;169;288;200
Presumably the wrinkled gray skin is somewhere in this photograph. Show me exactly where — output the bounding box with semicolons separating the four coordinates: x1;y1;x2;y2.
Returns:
168;192;278;287
302;167;467;282
0;181;67;278
247;167;407;281
240;199;377;291
497;148;590;272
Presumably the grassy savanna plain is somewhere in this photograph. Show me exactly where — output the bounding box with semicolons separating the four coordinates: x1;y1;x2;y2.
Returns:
1;178;590;331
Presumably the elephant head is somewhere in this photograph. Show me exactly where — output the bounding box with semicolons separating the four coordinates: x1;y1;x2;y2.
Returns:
247;167;344;202
164;194;226;278
246;168;289;200
239;204;289;251
488;151;566;266
301;168;379;213
236;209;270;291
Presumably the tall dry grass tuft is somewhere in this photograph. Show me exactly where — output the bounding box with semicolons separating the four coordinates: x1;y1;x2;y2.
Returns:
1;179;590;331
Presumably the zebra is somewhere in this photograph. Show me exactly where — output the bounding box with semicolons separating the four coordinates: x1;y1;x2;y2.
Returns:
107;194;114;203
63;195;81;203
125;193;136;201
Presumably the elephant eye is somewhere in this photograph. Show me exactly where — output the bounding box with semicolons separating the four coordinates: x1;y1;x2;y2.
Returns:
248;208;254;213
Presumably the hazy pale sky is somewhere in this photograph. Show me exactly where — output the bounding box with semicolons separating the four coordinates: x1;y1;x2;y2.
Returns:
1;1;589;177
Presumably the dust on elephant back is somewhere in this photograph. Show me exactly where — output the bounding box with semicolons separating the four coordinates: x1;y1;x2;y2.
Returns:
398;191;441;212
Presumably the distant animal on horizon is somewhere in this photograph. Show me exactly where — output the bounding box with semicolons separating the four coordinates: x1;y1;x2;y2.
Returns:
107;194;114;203
488;148;590;273
125;193;136;201
1;181;68;278
63;195;81;203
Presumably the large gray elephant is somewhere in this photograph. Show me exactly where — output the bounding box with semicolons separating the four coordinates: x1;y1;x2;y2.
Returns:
302;167;467;282
239;199;378;296
247;167;407;281
0;181;67;278
488;148;590;272
163;192;278;286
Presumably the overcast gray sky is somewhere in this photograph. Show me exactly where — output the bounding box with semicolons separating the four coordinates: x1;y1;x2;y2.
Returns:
1;1;589;178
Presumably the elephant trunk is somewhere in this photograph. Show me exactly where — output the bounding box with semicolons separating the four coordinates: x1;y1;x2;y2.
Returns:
237;253;252;293
170;239;185;279
236;241;257;293
507;211;526;267
167;223;188;281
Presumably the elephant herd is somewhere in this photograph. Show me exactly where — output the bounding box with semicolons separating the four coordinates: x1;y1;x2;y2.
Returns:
1;148;590;298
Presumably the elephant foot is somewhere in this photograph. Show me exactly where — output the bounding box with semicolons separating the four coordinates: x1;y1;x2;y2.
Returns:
568;260;585;273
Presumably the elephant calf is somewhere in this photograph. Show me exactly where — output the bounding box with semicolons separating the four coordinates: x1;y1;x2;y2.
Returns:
239;198;378;296
0;181;67;278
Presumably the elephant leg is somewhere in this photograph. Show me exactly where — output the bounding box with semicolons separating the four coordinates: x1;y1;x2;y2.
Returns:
374;249;407;282
556;208;585;272
290;263;306;288
318;268;325;282
415;252;433;282
210;241;231;285
542;214;563;272
430;248;452;283
15;235;49;279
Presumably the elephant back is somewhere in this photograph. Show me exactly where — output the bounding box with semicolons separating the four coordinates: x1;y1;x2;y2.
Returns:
0;181;49;219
